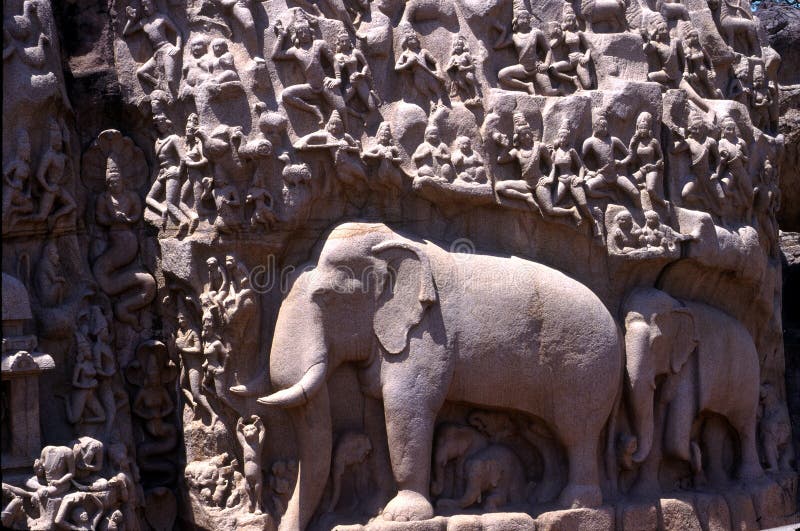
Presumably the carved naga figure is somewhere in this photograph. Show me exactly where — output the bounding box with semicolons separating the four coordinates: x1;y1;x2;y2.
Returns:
92;156;156;328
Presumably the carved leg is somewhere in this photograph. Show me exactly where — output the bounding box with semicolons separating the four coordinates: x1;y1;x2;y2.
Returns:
559;436;602;508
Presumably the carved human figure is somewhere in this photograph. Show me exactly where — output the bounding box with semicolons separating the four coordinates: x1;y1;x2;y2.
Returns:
201;306;229;402
548;124;601;236
92;156;157;328
496;8;556;95
208;172;244;234
26;444;75;499
212;0;264;62
239;137;277;230
708;0;760;57
179;35;212;101
175;303;217;425
206;38;244;99
451;136;487;185
33;119;76;228
671;115;724;214
412;125;454;182
272;13;345;127
363;122;404;215
334;31;379;116
89;305;118;436
394;24;445;106
66;323;106;425
608;209;642;254
638;210;695;250
35;241;66;307
758;383;791;472
582;116;641;207
548;5;594;92
642;17;682;87
71;436;105;489
269;459;298;515
627;112;665;206
681;28;723;99
202;256;229;312
146;115;198;234
53;491;103;530
754;159;780;257
749;64;773;133
180;113;212;216
122;0;183;94
716;116;753;219
328;432;372;512
446;35;481;106
2;130;34;231
236;415;266;514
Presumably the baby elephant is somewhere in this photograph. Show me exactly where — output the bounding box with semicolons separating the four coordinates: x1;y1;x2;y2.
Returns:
437;444;528;512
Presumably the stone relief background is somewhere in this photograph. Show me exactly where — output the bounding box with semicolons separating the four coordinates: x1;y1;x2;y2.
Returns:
1;0;799;529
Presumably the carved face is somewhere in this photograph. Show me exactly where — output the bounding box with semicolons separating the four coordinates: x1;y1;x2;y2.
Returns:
645;211;659;227
404;34;420;51
636;114;652;136
106;172;123;194
722;119;737;137
378;124;392;144
326;118;344;136
425;126;440;144
212;40;228;57
616;212;632;230
243;424;258;438
655;22;668;41
177;312;188;328
594;118;608;137
563;14;577;30
142;0;154;16
514;12;531;31
337;34;352;52
556;128;570;147
294;24;312;45
191;40;208;58
457;136;472;152
453;37;465;54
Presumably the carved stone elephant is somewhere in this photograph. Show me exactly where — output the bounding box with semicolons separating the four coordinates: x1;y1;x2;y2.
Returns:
431;423;488;498
246;222;622;530
621;288;764;492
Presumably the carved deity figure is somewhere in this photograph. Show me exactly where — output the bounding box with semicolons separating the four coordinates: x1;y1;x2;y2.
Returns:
2;130;35;231
122;0;183;95
496;8;556;95
394;24;445;106
451;136;487;185
608;209;642;254
582;116;641;207
34;119;76;228
236;416;266;514
201;305;229;402
749;64;773;134
642;17;682;87
363;122;404;216
638;210;695;250
547;4;594;92
681;28;723;100
66;322;106;425
176;302;217;426
708;0;760;57
240;137;278;230
446;35;481;106
89;305;118;436
334;31;379;116
180;113;212;216
716;116;753;220
672;115;724;214
412;125;454;182
272;12;345;127
627;112;665;206
211;0;264;62
35;241;66;307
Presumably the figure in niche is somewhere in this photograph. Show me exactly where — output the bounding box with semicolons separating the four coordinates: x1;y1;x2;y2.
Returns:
294;110;367;192
547;4;594;92
363;122;404;216
92;156;157;328
175;301;217;426
206;38;244;99
2;130;34;231
627;112;666;206
66;322;106;425
240;138;278;230
394;24;445;106
754;159;780;258
608;209;642;254
681;28;723;100
758;383;791;472
33;119;76;229
334;31;380;117
146;115;198;234
180;113;212;217
582;116;641;207
446;35;481;107
412;125;454;183
716;116;753;219
201;305;229;402
708;0;760;57
35;242;66;308
122;0;183;95
328;432;372;513
671;115;723;214
179;35;212;101
452;137;487;185
236;415;266;514
211;0;264;63
89;305;118;437
549;124;602;236
272;12;346;127
497;113;579;223
638;210;695;250
496;6;557;96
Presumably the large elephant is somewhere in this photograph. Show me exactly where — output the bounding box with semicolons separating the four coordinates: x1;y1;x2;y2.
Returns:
621;288;764;491
244;222;622;530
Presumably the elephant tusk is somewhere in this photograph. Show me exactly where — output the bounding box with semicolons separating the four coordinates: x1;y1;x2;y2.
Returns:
257;361;327;408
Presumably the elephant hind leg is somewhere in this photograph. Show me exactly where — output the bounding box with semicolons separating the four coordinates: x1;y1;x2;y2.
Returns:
558;437;602;508
731;412;764;481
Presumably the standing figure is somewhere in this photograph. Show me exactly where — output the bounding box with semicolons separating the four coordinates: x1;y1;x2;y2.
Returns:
549;124;601;235
681;28;723;99
582;116;641;207
236;416;266;514
716;116;753;219
66;323;106;425
201;306;229;402
272;13;345;127
363;122;404;216
451;136;487;185
394;24;445;106
180;113;211;216
412;125;454;182
122;0;183;95
35;242;66;307
627;112;665;206
749;65;773;133
213;0;264;62
334;31;380;117
33;119;76;228
672;115;723;214
90;305;118;437
446;35;481;106
176;303;217;425
146;115;198;233
496;8;556;95
240;138;278;230
2;130;34;231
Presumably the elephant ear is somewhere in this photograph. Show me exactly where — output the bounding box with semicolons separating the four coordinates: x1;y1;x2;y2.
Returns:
652;307;698;374
371;240;436;355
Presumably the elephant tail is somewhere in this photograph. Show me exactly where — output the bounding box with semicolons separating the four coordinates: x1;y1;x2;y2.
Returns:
603;334;625;497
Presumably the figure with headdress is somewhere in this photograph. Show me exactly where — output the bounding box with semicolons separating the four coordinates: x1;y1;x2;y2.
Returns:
294;110;367;190
334;31;380;117
179;35;212;101
33;119;76;229
272;11;346;127
180;113;212;217
671;113;724;216
680;27;723;100
446;35;482;106
394;23;446;106
412;125;454;183
363;122;404;216
175;297;217;425
204;38;244;99
2;129;35;232
547;4;595;92
496;2;558;96
201;304;229;402
582;115;641;207
626;111;665;206
211;0;264;63
122;0;183;95
716;116;753;220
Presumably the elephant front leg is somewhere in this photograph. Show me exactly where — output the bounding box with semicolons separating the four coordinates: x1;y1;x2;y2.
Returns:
380;396;436;522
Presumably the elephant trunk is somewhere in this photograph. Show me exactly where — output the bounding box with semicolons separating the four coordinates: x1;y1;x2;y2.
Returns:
279;383;332;531
626;322;656;464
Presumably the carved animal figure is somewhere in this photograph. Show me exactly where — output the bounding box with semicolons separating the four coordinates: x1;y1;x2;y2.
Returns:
622;288;764;493
431;424;488;498
240;222;623;530
580;0;628;33
328;431;372;512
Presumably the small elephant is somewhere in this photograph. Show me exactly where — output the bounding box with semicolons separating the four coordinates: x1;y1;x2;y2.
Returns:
430;423;488;497
437;445;527;512
328;431;372;512
622;288;764;493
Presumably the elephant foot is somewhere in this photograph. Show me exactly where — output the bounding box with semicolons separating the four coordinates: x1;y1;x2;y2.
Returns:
381;490;434;522
558;483;602;509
